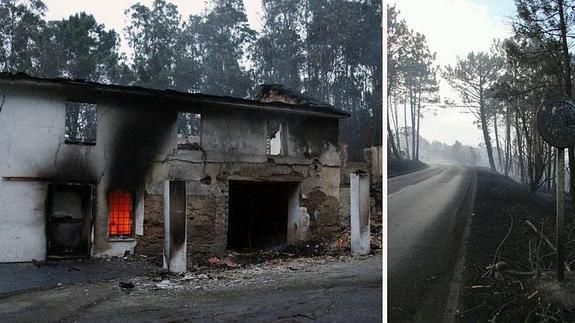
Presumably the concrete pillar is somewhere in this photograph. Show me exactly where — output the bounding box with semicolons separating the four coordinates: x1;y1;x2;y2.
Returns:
287;183;308;244
135;187;144;236
163;180;187;273
350;171;370;255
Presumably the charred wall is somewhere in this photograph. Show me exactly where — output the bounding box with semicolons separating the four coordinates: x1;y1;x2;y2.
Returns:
92;96;177;256
134;193;164;265
0;82;344;263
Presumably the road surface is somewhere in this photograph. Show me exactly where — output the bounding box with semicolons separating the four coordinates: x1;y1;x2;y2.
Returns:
388;164;475;322
0;255;382;322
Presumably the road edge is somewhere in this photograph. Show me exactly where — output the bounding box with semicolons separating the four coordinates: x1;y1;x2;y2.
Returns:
387;162;429;178
443;168;477;323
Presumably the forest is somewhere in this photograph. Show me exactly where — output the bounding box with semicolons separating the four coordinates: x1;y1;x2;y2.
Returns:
0;0;382;161
387;0;575;194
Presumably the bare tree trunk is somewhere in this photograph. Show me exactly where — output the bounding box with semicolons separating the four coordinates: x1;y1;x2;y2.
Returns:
387;117;400;160
549;146;554;191
393;97;402;155
410;88;417;160
479;93;496;171
494;112;503;172
416;92;421;160
519;110;536;192
504;105;511;176
404;92;410;159
515;110;526;184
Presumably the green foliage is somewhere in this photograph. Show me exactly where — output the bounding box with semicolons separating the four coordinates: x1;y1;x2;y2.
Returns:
444;50;502;107
196;0;256;97
387;4;410;95
125;0;181;89
302;0;382;158
48;12;121;82
251;0;305;91
0;0;382;160
0;0;47;73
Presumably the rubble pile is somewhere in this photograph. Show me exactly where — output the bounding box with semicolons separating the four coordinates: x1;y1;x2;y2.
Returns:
119;254;357;295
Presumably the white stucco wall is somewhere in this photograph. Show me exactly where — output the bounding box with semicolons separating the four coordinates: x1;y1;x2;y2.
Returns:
0;81;343;263
0;87;65;262
0;85;125;262
0;181;47;262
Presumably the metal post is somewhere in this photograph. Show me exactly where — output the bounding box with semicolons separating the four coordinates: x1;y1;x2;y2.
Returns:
557;147;565;281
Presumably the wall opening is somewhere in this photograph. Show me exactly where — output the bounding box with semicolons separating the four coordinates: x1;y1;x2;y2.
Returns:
176;112;201;149
65;101;97;145
266;121;286;155
108;190;133;239
46;183;94;258
227;181;298;251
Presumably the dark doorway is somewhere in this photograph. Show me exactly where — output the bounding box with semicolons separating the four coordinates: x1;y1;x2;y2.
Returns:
227;181;296;250
47;184;94;258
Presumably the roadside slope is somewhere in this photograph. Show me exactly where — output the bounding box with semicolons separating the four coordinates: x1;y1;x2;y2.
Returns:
388;159;428;178
455;168;556;322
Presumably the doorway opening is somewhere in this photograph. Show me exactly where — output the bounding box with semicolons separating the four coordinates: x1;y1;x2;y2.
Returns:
46;183;94;258
227;181;298;251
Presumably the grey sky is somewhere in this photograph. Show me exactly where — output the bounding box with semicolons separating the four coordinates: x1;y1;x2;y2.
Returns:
393;0;514;147
42;0;264;56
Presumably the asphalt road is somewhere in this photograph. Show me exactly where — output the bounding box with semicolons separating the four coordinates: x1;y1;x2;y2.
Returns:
387;164;475;322
0;255;382;322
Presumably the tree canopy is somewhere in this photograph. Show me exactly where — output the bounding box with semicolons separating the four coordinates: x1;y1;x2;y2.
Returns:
0;0;382;161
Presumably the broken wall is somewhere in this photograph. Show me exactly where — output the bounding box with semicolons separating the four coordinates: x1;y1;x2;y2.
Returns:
0;84;177;262
0;82;343;264
143;110;343;264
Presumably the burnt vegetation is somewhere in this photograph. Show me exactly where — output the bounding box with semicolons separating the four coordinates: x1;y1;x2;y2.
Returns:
389;0;575;319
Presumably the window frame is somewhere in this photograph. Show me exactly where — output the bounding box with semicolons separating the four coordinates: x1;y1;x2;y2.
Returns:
107;189;135;241
64;100;98;146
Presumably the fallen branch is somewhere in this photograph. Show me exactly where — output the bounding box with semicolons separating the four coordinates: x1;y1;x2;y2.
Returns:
525;220;555;252
493;214;514;264
525;220;571;272
501;269;537;276
527;290;539;300
457;303;485;316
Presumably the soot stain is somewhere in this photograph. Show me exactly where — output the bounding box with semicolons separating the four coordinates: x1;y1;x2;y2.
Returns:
169;180;187;252
107;105;178;193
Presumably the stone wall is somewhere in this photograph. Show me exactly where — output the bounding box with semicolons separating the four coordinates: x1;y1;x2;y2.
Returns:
134;193;164;265
0;81;344;264
187;194;228;265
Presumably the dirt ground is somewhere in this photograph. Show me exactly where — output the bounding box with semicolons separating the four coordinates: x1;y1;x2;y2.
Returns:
0;253;382;322
456;168;575;322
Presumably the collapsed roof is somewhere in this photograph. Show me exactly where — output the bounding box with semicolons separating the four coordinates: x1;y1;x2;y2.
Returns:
0;73;350;119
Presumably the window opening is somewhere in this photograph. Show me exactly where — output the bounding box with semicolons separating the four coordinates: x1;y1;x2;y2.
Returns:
267;121;285;155
108;190;133;237
177;112;201;149
65;101;97;145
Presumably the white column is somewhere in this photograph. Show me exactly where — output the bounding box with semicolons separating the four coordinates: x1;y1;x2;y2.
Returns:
135;187;144;236
350;171;370;255
163;180;187;273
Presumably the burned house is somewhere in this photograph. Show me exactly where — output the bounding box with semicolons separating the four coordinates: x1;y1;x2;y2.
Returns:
0;74;349;269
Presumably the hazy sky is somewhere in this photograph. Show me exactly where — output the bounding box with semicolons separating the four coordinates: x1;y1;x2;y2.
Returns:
393;0;515;147
42;0;264;55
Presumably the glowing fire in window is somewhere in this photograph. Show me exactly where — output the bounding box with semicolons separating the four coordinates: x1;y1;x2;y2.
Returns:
108;190;132;236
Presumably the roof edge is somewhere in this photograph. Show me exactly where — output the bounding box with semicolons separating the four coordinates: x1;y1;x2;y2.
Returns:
0;73;351;119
